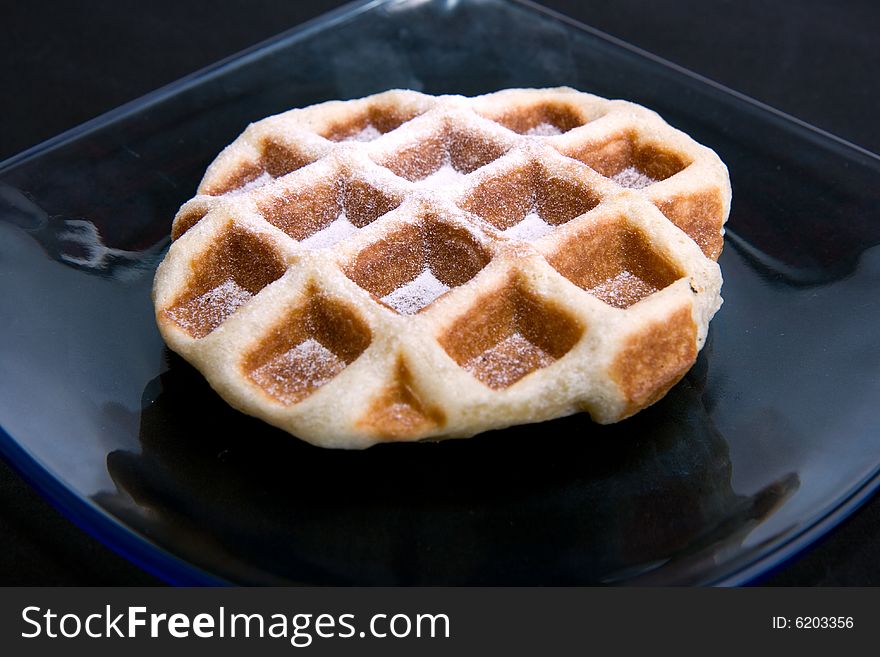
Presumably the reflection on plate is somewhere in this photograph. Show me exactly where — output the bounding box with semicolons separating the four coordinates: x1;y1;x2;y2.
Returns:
96;344;797;584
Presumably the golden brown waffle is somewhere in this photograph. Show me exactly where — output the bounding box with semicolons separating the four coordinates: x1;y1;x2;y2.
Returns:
153;88;729;448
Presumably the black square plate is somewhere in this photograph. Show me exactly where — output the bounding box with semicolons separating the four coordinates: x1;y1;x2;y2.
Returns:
1;0;878;585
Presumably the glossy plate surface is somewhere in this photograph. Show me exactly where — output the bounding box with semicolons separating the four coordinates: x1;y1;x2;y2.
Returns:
0;0;878;585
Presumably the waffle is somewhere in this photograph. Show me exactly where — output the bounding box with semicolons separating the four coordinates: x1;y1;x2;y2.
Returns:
153;88;730;449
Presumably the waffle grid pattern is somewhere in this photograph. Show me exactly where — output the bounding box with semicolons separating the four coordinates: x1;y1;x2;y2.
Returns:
153;88;729;448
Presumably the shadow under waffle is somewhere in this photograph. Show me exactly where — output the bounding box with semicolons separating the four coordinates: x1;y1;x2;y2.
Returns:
95;337;796;585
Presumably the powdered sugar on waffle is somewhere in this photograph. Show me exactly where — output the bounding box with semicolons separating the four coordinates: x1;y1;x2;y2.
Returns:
167;279;252;333
381;268;450;314
502;211;554;240
300;213;359;250
415;163;468;191
465;333;555;389
224;171;274;196
346;125;382;142
251;339;345;404
611;167;656;189
525;122;562;136
588;271;657;308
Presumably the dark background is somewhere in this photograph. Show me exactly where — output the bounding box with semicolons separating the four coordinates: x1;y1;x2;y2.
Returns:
1;0;877;585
